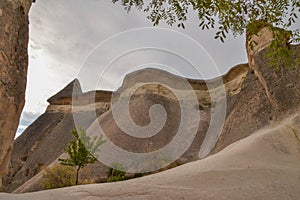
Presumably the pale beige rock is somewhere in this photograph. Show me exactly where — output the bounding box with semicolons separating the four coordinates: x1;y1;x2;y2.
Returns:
3;65;248;193
116;64;248;105
2;80;111;193
1;114;300;199
247;27;275;56
246;26;277;106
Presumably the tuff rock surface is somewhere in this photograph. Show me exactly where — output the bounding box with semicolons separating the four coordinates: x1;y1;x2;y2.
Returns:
3;64;248;193
0;0;31;187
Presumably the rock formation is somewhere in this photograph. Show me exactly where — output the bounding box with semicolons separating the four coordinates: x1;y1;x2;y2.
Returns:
2;26;299;196
0;1;299;198
245;24;292;107
2;112;300;199
2;64;248;193
213;40;300;154
0;0;31;187
2;80;112;192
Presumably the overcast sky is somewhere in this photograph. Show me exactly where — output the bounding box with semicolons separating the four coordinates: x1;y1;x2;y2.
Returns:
16;0;248;137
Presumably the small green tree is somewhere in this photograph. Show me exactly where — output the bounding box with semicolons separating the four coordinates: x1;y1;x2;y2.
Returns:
59;128;106;185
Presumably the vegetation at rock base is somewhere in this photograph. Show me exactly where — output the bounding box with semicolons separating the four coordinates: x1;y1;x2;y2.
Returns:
41;164;76;190
58;128;106;185
106;162;127;182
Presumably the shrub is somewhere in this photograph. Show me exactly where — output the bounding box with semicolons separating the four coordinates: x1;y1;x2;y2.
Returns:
41;164;76;190
106;162;127;182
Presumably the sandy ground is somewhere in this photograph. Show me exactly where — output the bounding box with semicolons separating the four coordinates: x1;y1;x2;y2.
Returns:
1;115;300;200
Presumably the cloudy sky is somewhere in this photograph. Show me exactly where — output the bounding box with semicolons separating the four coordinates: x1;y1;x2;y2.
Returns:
16;0;248;137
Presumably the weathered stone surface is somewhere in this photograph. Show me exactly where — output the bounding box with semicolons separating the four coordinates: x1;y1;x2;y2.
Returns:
47;79;82;105
47;79;112;109
2;64;248;193
2;113;300;199
245;25;292;107
2;80;111;192
0;0;31;184
115;65;248;106
213;43;300;154
0;3;298;197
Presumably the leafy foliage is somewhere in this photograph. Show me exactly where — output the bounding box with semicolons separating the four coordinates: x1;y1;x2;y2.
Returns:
112;0;300;69
59;128;106;185
264;27;294;70
41;164;76;190
246;21;295;69
106;162;127;182
112;0;300;43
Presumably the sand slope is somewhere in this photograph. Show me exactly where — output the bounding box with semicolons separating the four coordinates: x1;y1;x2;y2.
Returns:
1;114;300;200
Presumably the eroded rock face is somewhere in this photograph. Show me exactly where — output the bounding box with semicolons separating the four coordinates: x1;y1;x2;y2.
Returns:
0;0;31;184
3;113;300;200
2;80;111;192
245;25;292;107
212;26;300;155
3;65;248;193
213;43;300;154
115;65;249;106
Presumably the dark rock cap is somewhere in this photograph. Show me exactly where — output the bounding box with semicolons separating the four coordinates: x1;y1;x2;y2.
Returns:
47;79;82;104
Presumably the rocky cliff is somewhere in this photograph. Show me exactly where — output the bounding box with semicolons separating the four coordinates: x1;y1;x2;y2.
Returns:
0;2;299;198
2;112;300;200
213;40;300;154
2;80;112;192
0;0;31;187
2;64;248;193
3;27;300;195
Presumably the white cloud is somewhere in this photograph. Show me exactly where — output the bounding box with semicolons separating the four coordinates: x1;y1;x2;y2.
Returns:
15;111;40;138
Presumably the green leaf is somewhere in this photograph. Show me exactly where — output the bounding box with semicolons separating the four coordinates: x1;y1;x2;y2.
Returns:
59;128;106;184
